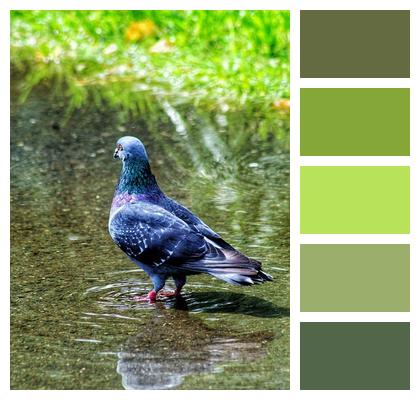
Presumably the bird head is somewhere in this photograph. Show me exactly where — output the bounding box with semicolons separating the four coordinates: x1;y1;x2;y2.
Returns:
113;136;149;162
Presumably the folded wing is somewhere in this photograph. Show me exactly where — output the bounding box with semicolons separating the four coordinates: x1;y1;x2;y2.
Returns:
109;203;206;268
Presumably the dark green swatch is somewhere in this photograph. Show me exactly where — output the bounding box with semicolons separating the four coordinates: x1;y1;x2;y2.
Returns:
301;322;410;390
300;166;410;234
301;11;410;78
300;89;410;156
300;244;410;312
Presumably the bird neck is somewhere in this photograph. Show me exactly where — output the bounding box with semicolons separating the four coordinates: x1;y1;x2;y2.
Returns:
116;158;161;195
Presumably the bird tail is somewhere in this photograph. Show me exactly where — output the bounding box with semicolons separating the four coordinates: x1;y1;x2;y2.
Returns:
209;268;273;286
181;239;273;286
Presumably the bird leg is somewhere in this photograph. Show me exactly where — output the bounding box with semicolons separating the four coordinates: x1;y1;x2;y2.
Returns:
133;275;167;302
159;275;186;297
173;275;186;297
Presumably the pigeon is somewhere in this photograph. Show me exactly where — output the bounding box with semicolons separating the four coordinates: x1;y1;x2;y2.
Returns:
108;136;272;302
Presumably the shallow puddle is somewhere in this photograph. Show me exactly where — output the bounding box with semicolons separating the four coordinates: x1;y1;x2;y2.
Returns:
11;92;290;389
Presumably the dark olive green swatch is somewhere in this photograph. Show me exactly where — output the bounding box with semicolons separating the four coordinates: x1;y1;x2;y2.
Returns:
300;244;410;312
300;322;410;390
300;89;410;156
301;11;410;78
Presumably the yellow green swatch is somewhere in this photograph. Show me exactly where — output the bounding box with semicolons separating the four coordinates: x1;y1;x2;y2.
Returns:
300;166;410;233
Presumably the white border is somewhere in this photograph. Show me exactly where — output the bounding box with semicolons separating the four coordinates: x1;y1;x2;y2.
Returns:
301;79;411;88
300;157;411;166
4;0;420;11
2;0;419;399
300;235;411;244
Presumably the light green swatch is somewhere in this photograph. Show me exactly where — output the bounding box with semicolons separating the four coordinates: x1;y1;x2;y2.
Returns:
300;244;410;312
300;166;410;233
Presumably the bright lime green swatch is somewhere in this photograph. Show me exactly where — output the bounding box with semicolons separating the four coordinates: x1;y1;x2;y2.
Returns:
300;167;410;233
300;244;410;312
300;88;410;156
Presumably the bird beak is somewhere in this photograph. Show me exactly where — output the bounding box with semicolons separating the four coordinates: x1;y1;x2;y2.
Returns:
113;148;119;159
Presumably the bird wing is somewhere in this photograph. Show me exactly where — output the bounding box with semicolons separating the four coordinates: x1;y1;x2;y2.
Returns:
109;202;207;268
165;197;235;250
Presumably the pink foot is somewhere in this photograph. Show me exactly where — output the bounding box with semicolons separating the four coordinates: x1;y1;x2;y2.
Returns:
158;290;176;298
133;290;157;303
159;288;183;298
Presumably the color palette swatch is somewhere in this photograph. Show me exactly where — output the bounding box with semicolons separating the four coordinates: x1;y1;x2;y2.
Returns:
300;10;410;78
301;89;410;156
299;9;411;391
300;323;410;389
300;245;410;312
300;166;410;234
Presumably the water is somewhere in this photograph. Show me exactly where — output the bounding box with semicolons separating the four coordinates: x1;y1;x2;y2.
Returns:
10;91;290;389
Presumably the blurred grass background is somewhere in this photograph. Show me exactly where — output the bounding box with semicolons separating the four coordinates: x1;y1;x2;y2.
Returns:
11;10;290;125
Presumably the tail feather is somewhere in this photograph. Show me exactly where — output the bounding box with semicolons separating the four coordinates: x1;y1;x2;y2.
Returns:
209;269;273;286
178;238;273;286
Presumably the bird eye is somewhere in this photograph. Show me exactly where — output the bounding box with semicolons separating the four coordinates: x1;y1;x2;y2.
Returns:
117;144;123;150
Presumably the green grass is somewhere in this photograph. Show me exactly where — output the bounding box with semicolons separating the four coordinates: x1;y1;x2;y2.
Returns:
11;11;290;119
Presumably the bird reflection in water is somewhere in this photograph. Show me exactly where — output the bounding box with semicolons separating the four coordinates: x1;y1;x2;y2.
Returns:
116;297;275;389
